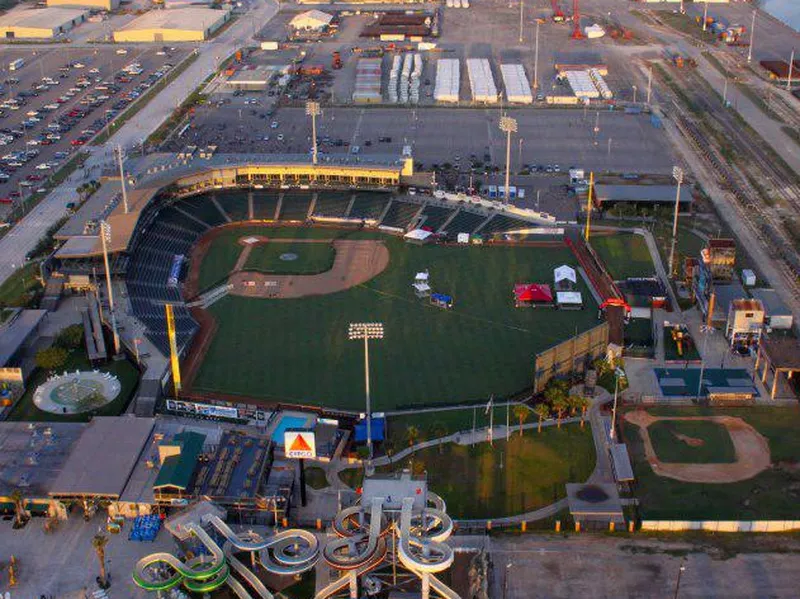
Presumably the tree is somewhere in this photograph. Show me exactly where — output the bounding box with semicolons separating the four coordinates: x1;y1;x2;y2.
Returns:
512;405;529;437
35;346;68;372
92;534;109;588
533;403;550;433
55;324;84;350
428;422;448;454
544;378;569;407
552;396;570;429
405;425;420;448
10;488;27;529
571;395;591;429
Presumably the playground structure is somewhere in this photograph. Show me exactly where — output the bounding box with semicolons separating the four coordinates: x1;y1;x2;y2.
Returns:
318;472;459;599
33;370;120;415
670;324;693;357
133;513;320;597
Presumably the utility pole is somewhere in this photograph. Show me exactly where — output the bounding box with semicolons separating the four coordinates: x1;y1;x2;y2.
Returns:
100;221;120;355
518;0;524;43
584;171;594;240
116;145;128;214
533;19;540;92
723;77;729;106
702;1;708;32
787;48;795;91
668;166;684;278
646;65;653;104
499;115;518;203
747;9;756;63
306;100;321;165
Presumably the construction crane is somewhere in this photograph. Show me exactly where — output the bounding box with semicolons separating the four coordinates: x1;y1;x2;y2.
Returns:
551;0;565;23
571;0;585;39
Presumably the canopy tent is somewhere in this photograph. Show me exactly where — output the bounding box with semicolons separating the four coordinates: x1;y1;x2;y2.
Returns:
354;416;385;443
431;293;453;309
554;264;577;284
514;283;553;305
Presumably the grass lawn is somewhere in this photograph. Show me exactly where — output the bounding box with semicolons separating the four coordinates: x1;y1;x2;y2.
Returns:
6;349;140;422
380;425;595;518
0;261;42;308
304;466;328;490
245;241;335;275
590;233;655;280
623;406;800;519
648;419;736;464
191;231;600;410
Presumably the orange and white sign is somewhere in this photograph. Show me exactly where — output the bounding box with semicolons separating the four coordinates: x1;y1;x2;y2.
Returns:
284;430;316;459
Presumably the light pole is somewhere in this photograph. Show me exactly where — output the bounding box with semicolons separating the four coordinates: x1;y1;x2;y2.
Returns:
609;367;625;441
673;559;687;599
702;1;708;32
696;326;713;400
723;77;729;106
646;65;653;104
533;19;540;92
632;85;638;104
787;48;795;91
499;115;518;204
116;145;129;214
100;221;120;355
747;9;756;63
349;322;384;472
518;0;524;43
503;562;513;599
668;166;684;278
306;100;321;165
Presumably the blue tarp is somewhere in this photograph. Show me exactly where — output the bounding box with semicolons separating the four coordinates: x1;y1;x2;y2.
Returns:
354;417;385;443
431;293;453;305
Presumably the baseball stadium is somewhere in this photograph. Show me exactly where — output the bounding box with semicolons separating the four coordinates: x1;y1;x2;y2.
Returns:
51;151;621;415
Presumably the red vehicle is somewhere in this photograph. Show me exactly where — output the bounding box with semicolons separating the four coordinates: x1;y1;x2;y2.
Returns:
26;174;43;181
71;139;85;146
0;197;13;204
9;191;20;198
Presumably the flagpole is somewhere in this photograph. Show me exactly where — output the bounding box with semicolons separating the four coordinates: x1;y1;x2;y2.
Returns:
489;402;494;446
506;402;510;441
472;406;476;446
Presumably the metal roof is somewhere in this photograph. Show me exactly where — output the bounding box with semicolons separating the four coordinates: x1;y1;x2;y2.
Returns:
0;8;87;29
594;184;693;205
153;431;206;490
0;309;47;367
115;7;229;32
749;288;792;318
49;417;155;498
609;443;634;482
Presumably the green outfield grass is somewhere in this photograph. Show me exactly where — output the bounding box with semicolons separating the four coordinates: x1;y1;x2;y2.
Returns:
341;424;595;519
245;241;335;275
190;229;600;410
648;419;736;464
590;233;655;280
623;406;800;520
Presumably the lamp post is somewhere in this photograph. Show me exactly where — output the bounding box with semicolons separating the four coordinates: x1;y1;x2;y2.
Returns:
668;166;684;278
499;115;518;204
787;48;795;91
116;145;129;214
673;559;687;599
747;9;756;63
503;562;513;599
349;322;384;473
306;100;321;165
100;221;120;355
696;325;713;400
646;65;653;104
533;19;540;92
632;85;638;104
609;367;625;441
518;0;524;43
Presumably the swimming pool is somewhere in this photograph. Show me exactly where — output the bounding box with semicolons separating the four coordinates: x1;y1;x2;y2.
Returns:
272;416;311;444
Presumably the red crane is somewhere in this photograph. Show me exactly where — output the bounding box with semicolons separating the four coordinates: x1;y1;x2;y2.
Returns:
551;0;565;23
571;0;585;39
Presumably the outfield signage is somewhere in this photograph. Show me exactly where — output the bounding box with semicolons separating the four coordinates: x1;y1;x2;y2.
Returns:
165;399;239;420
285;429;316;459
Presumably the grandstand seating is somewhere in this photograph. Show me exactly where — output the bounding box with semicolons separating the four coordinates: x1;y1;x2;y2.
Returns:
252;192;279;220
418;205;456;231
312;192;351;218
278;193;312;221
380;200;420;229
217;191;251;222
479;214;531;235
179;196;226;228
442;210;487;235
349;193;390;220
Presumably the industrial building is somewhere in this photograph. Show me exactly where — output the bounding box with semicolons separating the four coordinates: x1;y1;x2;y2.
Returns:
500;64;532;104
0;8;87;39
46;0;119;11
592;184;693;211
112;7;231;42
290;9;333;31
225;65;288;91
352;57;382;104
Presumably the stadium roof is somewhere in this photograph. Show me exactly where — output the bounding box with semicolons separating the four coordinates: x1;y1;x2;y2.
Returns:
0;309;47;367
49;417;155;498
153;431;206;491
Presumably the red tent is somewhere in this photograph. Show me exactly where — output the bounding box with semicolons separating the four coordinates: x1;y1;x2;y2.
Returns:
514;283;553;305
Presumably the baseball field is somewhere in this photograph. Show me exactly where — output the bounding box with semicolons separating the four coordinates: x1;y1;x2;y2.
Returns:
184;226;600;411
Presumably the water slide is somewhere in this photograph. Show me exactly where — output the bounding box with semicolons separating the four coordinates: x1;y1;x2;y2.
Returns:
133;523;229;592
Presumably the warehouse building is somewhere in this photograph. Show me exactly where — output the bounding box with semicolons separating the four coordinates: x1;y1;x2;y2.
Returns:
46;0;119;11
113;7;231;42
290;9;333;31
0;8;88;39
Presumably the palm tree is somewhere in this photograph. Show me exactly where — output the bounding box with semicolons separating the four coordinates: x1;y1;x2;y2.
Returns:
92;533;109;588
552;396;570;429
405;425;420;448
572;395;591;429
512;404;529;437
10;488;26;529
533;403;549;433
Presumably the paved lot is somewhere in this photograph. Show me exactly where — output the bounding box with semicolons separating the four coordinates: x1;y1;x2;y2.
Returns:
0;45;190;218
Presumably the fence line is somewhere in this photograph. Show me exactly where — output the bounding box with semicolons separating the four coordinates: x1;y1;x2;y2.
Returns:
641;520;800;533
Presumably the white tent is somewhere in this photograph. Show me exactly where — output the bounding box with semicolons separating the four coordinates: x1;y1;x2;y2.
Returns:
554;265;577;284
290;9;333;31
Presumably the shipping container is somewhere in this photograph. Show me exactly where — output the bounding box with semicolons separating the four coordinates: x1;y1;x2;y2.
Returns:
500;64;532;104
434;58;460;103
467;58;498;103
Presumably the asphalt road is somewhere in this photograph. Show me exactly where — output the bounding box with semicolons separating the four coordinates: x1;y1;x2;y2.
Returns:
0;0;279;287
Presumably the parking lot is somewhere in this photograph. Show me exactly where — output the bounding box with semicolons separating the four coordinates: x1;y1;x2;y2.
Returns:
0;45;191;219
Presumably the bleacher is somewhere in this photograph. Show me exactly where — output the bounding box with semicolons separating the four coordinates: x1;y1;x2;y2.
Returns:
179;196;227;228
441;210;487;235
217;191;250;222
312;192;352;218
349;193;390;220
418;205;455;231
278;193;312;221
479;214;530;235
380;200;420;229
252;192;279;220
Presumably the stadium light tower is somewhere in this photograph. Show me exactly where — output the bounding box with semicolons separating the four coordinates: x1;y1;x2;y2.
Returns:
100;220;120;354
306;100;321;165
668;166;684;278
499;115;518;204
349;322;384;470
747;9;756;63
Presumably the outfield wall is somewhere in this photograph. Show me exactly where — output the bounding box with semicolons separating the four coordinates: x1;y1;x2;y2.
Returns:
533;322;609;393
641;520;800;533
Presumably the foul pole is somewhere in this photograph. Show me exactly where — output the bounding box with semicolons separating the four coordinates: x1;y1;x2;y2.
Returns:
584;171;594;240
165;304;182;397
